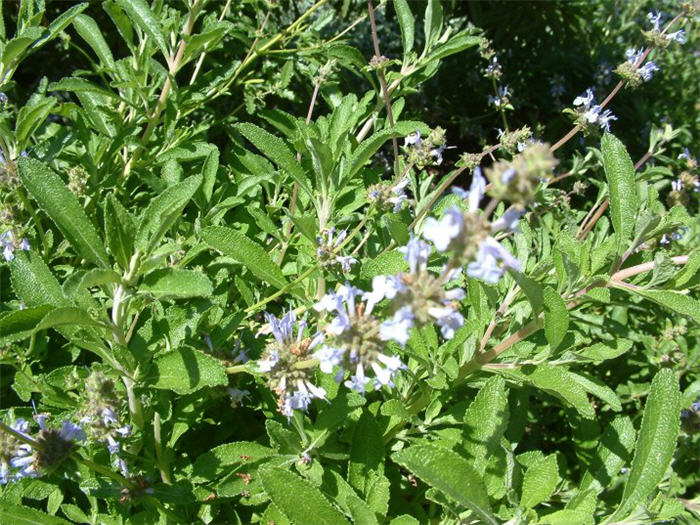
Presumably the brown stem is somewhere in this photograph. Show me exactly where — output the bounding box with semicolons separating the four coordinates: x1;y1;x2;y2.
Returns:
368;0;399;175
277;78;322;265
123;0;203;176
611;255;688;282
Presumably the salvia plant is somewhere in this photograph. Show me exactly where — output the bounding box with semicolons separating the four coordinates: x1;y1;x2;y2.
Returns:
0;0;698;523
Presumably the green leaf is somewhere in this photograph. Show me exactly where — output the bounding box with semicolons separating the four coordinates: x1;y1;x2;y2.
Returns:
543;286;569;351
266;420;301;454
104;194;136;270
523;366;595;419
191;441;274;483
391;444;497;524
462;376;509;475
322;469;379;525
152;347;228;395
138;269;213;299
601;133;638;253
235;122;313;199
521;454;559;509
72;14;115;69
423;0;443;52
195;148;219;208
0;305;53;345
519;274;544;314
135;174;202;255
360;249;408;281
577;339;632;362
48;77;120;100
259;467;350;525
202;226;287;290
393;0;414;58
15;96;56;147
610;369;681;522
115;0;169;60
0;501;71;525
426;32;483;61
18;158;109;267
621;288;700;324
34;307;102;333
569;371;622;411
348;410;385;496
579;416;635;494
10;251;69;307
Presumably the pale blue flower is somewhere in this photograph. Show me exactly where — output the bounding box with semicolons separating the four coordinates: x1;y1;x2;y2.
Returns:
258;350;280;373
400;235;430;274
422;207;463;252
313;346;345;374
345;363;370;392
667;30;686;44
467;237;521;284
625;47;644;64
638;62;659;82
404;130;422;147
492;207;525;232
573;88;595;108
428;306;465;339
647;11;662;32
379;306;415;346
598;109;617;132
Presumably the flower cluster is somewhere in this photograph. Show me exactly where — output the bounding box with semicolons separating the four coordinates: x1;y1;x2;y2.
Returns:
572;88;617;132
256;311;327;418
76;371;130;457
314;283;407;392
615;47;659;87
488;85;511;110
485;141;558;206
1;414;85;483
316;227;357;273
423;168;522;284
644;11;686;47
496;126;532;155
368;177;409;213
403;128;446;168
484;56;502;80
1;230;30;262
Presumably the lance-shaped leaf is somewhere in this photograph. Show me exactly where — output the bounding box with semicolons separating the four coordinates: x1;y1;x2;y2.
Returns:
135;174;202;255
151;347;227;395
115;0;169;60
10;251;70;307
72;14;116;69
259;466;350;525
543;286;569;351
393;0;414;58
348;410;385;496
601;133;638;253
391;444;497;524
18;157;109;267
235;122;313;199
0;305;53;345
609;369;681;522
202;226;287;290
138;269;213;299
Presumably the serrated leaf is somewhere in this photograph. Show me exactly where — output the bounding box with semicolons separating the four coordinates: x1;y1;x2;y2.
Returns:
72;14;115;69
18;158;109;267
135;174;202;255
523;366;594;419
235;122;313;199
151;347;227;395
463;375;509;475
202;226;287;289
191;441;274;483
16;96;56;147
621;288;700;323
348;410;385;496
34;307;102;333
610;369;681;522
391;444;497;524
579;416;635;494
360;249;408;281
521;454;559;509
322;469;379;525
115;0;169;60
577;339;632;362
543;286;569;351
10;251;69;307
0;305;53;345
259;467;350;525
48;77;120;100
138;269;213;299
393;0;414;58
266;420;301;454
569;371;622;411
601;133;638;253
